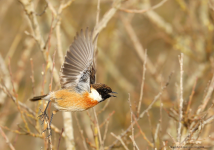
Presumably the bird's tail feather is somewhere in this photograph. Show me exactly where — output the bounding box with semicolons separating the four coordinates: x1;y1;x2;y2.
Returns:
30;94;47;101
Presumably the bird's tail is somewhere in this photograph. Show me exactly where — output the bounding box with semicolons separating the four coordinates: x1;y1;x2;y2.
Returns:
30;94;47;101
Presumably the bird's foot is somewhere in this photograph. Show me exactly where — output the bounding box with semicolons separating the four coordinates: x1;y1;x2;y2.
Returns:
38;108;49;125
38;101;51;125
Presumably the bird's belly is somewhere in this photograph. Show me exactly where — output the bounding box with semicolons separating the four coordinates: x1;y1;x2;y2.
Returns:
53;103;85;111
53;90;98;111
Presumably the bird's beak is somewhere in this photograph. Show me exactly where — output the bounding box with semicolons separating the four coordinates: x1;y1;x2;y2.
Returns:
111;92;117;94
109;91;117;97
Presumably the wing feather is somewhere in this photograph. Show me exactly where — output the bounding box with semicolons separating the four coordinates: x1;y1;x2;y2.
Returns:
60;28;98;92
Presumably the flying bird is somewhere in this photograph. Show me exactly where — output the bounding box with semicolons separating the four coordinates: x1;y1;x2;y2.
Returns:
30;28;117;126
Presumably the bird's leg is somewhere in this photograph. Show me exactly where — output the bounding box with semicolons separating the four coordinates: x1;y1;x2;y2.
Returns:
43;110;59;138
38;101;50;125
49;110;58;127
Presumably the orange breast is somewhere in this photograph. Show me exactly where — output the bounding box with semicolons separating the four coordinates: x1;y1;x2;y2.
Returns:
52;89;98;111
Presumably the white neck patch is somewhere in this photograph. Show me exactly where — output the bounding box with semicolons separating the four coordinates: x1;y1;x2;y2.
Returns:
89;88;102;102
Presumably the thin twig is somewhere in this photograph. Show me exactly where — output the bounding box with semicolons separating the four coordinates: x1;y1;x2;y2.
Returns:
154;122;160;147
8;59;30;133
94;0;121;36
74;114;89;150
57;128;64;150
19;0;60;86
167;132;176;144
30;58;35;95
0;127;15;150
121;15;162;84
129;135;140;150
119;0;168;14
94;0;101;77
99;111;115;128
8;57;17;98
1;77;65;138
139;82;168;119
133;115;154;148
111;133;129;150
46;118;53;150
109;73;172;148
49;49;56;92
185;79;197;115
197;74;214;115
182;114;214;145
177;53;184;143
158;99;163;144
137;49;147;116
128;93;135;150
36;3;48;16
93;108;103;150
0;81;64;138
0;125;42;138
97;99;110;115
0;80;36;116
0;54;11;105
96;0;100;26
86;138;97;149
58;0;74;14
147;112;155;146
103;121;109;145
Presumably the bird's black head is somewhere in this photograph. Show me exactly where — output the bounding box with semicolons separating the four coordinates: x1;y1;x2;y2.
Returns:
92;83;117;102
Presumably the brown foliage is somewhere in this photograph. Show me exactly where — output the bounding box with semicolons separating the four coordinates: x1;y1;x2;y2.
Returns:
1;0;214;149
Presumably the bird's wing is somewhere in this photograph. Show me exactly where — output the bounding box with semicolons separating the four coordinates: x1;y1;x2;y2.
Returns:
90;57;96;85
60;28;98;93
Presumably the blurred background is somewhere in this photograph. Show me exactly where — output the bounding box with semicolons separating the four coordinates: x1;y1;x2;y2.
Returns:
1;0;214;149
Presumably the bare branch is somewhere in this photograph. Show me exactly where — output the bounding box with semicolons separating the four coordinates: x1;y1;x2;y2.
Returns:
119;0;168;14
74;114;89;150
177;53;184;143
111;133;129;150
128;93;135;150
94;0;121;36
129;135;140;150
0;127;15;150
137;49;147;116
93;108;103;150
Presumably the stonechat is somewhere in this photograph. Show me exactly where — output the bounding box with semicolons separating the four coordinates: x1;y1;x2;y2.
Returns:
30;28;116;126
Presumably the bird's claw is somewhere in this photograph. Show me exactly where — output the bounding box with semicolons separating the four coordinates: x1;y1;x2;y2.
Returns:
38;108;49;125
38;101;52;138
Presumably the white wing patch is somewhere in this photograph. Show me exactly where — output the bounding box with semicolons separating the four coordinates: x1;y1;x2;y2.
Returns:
89;88;102;102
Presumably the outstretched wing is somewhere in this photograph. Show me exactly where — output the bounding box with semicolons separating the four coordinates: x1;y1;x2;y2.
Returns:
60;28;97;93
90;64;96;84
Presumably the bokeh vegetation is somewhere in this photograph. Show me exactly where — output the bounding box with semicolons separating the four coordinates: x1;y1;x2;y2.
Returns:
1;0;214;149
